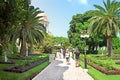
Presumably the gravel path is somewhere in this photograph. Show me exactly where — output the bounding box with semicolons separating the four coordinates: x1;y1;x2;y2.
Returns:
32;58;94;80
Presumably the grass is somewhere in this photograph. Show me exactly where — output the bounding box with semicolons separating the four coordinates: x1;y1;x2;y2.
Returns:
88;66;120;80
0;61;49;80
80;56;120;80
99;60;120;68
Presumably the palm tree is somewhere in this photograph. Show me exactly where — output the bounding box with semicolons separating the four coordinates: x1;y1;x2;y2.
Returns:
89;0;120;56
12;6;46;57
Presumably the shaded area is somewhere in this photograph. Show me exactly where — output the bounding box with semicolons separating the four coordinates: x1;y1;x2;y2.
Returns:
33;59;68;80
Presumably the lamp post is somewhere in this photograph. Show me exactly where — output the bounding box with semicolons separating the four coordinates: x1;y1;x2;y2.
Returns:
80;30;89;71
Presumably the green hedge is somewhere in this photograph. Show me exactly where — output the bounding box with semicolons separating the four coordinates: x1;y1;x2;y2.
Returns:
113;48;120;54
86;50;98;54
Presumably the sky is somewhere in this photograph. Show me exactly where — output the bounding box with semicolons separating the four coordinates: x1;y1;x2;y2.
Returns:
31;0;120;37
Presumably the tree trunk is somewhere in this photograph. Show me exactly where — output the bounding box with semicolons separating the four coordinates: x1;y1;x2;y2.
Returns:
4;52;8;62
88;44;91;51
92;45;95;51
20;38;26;57
28;43;33;55
107;36;112;57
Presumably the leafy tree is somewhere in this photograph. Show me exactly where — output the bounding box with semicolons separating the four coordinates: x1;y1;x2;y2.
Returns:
68;14;85;49
0;0;18;61
89;0;120;56
53;37;69;49
41;34;54;53
40;35;69;53
68;10;108;54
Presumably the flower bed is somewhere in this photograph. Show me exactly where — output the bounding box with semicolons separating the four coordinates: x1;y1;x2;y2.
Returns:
115;62;120;65
81;58;120;75
88;62;120;75
4;57;49;73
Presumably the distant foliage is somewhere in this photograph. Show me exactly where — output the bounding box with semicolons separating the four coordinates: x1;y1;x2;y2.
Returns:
112;37;120;49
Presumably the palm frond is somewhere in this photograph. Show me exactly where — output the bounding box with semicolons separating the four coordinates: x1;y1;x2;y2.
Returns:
94;4;106;13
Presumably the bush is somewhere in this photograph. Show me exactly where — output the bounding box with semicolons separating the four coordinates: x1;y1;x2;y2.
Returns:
87;50;98;54
113;48;120;54
13;44;19;54
98;49;107;55
4;56;49;73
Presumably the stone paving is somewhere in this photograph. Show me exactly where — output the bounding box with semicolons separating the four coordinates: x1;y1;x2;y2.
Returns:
32;58;94;80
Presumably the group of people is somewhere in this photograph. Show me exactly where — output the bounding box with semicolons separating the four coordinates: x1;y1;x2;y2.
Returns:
57;48;80;67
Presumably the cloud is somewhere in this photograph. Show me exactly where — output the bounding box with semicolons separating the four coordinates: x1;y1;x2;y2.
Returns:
67;0;88;5
78;0;88;5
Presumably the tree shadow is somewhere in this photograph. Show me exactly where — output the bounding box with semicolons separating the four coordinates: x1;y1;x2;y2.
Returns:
32;59;69;80
53;60;69;80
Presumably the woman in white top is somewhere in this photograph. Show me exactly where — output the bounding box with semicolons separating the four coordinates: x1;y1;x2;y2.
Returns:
65;50;70;65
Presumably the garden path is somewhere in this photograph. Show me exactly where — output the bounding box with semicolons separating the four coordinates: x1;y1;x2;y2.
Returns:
32;58;94;80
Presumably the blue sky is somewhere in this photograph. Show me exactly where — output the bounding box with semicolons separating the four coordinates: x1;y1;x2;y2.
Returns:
31;0;120;37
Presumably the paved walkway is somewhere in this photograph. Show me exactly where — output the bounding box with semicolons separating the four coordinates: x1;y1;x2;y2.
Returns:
32;58;94;80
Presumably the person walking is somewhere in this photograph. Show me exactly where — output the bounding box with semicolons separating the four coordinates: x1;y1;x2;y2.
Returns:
74;48;80;67
63;49;66;58
65;49;70;65
60;48;63;59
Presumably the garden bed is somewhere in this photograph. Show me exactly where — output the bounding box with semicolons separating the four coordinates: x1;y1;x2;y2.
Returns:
81;58;120;75
115;62;120;65
4;57;49;73
88;62;120;75
0;61;15;64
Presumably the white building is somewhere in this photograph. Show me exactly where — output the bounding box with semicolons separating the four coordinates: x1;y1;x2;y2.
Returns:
37;13;50;33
